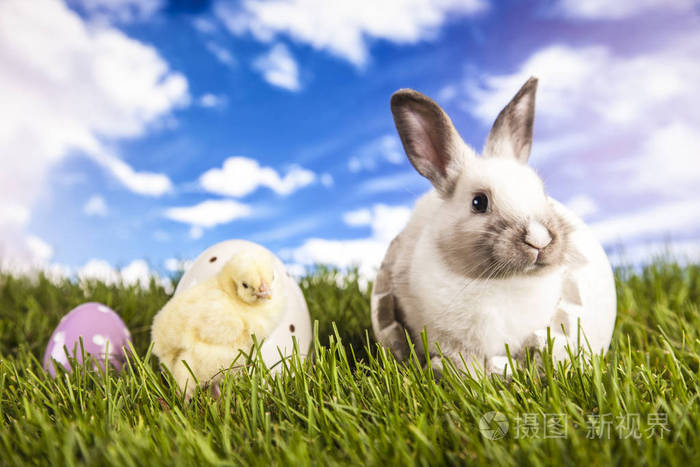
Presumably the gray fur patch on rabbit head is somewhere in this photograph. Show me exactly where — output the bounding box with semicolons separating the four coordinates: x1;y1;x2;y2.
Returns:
434;159;581;279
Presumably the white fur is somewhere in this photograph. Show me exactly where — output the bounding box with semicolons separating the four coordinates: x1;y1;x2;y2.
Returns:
391;155;616;374
375;82;617;375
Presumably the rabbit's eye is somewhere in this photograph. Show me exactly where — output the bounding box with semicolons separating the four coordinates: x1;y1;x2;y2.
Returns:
472;193;489;213
242;282;249;289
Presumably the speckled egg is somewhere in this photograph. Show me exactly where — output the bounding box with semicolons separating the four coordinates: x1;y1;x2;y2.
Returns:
175;240;312;371
43;302;132;377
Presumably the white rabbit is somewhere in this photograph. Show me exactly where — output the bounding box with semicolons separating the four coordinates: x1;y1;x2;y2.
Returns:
371;78;616;375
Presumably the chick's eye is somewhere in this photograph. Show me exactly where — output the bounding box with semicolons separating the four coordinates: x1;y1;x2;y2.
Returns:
472;193;489;213
242;282;249;289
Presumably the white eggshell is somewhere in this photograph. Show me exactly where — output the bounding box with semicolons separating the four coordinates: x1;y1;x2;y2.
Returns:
174;240;312;372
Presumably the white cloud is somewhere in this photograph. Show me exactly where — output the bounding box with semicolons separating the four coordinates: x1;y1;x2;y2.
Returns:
77;259;119;284
77;257;172;292
590;199;700;245
565;194;598;220
189;226;204;240
606;239;700;267
556;0;696;19
284;237;390;279
119;259;153;288
198;93;227;108
199;156;316;197
251;215;324;243
252;43;300;91
164;199;252;229
276;166;316;194
528;132;592;164
69;0;164;23
623;122;700;197
83;195;109;217
1;253;172;291
436;84;458;104
369;204;413;242
153;230;171;242
193;17;218;34
283;262;307;278
0;256;71;284
0;0;187;264
205;41;236;67
343;208;372;226
0;203;30;227
285;204;411;278
216;0;486;66
164;257;193;272
90;150;174;196
464;44;699;128
24;235;54;263
0;231;55;273
164;258;179;272
348;134;404;172
320;173;334;187
356;171;428;195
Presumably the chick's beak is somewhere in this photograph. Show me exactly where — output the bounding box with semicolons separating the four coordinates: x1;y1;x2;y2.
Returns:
255;281;271;300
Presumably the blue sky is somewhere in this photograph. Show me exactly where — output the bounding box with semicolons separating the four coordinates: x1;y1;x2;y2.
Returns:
1;0;699;286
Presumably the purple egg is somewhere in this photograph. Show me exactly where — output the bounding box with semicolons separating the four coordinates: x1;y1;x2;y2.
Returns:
43;302;132;377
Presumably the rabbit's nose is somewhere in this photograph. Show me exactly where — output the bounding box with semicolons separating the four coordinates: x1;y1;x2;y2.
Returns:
524;221;552;250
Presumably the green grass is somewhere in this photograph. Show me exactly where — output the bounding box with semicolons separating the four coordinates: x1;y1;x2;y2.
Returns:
1;262;699;465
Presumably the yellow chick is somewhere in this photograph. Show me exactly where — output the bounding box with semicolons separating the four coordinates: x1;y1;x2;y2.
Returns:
151;250;285;399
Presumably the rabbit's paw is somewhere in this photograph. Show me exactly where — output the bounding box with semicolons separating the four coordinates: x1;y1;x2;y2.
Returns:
522;329;549;351
427;355;444;380
553;300;582;335
486;355;513;378
523;328;572;362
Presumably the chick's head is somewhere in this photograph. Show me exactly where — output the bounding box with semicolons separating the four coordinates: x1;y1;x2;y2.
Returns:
220;251;277;305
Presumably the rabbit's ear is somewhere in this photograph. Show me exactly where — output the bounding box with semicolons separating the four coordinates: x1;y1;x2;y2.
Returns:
391;89;467;196
483;77;538;164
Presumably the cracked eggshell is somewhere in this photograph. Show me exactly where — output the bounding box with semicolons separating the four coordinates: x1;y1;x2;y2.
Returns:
43;302;132;377
174;240;312;371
